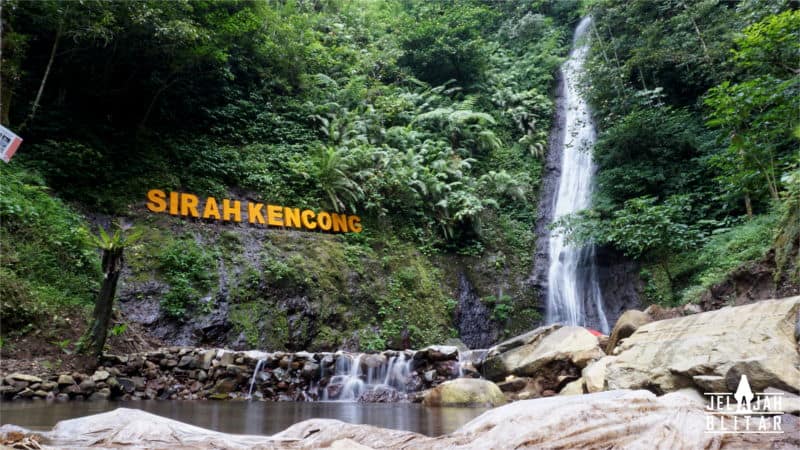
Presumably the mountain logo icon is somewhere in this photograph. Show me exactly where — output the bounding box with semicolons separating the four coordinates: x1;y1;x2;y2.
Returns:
733;374;754;411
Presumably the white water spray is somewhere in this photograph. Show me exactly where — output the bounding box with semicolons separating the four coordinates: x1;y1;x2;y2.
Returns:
546;17;609;334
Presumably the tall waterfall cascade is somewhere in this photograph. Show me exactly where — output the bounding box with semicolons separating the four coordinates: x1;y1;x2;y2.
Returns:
545;17;609;334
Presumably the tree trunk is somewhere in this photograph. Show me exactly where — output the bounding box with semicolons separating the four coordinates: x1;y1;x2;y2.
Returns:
83;247;124;357
744;192;753;218
23;20;62;129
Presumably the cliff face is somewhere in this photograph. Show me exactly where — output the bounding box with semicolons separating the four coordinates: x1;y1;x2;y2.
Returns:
112;202;539;352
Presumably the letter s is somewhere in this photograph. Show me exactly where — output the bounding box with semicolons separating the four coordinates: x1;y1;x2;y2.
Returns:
146;189;167;213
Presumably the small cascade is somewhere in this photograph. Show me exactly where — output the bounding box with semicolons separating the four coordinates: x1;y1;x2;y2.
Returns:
320;352;417;402
247;359;267;400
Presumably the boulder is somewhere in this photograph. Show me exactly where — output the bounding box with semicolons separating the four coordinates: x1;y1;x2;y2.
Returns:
422;378;506;407
605;296;800;394
559;378;585;396
482;326;604;381
582;357;609;393
604;309;651;353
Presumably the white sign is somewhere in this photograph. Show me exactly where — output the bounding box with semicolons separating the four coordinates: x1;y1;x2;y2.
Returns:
0;124;23;163
705;375;785;434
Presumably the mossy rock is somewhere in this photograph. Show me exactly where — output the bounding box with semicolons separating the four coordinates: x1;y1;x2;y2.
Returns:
422;378;507;407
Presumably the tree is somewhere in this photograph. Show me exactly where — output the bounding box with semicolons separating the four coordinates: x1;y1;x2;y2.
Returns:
78;224;141;357
705;10;800;208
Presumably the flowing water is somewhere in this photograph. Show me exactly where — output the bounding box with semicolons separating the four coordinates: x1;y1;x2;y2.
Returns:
546;17;609;333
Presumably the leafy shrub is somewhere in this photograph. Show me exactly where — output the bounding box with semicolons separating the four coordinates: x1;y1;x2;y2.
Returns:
157;238;216;319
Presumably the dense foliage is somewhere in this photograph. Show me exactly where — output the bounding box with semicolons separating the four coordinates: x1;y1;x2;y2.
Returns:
1;0;578;350
562;0;800;304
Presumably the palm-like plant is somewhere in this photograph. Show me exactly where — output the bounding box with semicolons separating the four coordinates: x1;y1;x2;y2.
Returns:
312;145;365;213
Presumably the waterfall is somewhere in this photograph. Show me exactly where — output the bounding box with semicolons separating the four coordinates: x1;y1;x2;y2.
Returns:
545;16;609;334
247;358;267;400
319;352;415;402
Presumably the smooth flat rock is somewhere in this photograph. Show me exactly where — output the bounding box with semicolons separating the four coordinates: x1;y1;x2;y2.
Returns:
604;296;800;394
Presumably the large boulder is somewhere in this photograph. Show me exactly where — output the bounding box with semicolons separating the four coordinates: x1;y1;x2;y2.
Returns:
605;296;800;394
422;378;506;407
604;309;651;353
482;326;604;382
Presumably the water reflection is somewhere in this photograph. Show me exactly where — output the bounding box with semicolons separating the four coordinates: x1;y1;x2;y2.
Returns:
0;400;488;437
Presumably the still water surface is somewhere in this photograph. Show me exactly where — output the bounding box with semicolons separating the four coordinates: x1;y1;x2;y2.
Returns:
0;400;488;437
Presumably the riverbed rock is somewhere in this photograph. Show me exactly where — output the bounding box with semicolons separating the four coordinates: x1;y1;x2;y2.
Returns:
57;374;76;386
559;378;585;396
8;373;42;384
422;378;506;407
91;370;110;382
582;357;609;393
605;296;800;394
604;309;651;353
482;326;604;382
414;345;459;362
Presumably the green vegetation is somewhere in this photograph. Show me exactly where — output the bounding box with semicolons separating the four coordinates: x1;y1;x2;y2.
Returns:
555;1;800;305
2;0;795;353
1;0;580;350
0;163;99;335
157;237;217;319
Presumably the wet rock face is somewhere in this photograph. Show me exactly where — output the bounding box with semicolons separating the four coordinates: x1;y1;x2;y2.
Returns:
594;246;642;330
455;273;498;349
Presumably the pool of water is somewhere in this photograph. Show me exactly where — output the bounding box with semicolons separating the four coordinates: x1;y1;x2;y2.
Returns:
0;400;489;437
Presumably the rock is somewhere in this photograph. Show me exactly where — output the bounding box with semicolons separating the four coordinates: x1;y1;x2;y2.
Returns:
497;377;527;393
213;378;238;395
200;351;215;370
301;362;319;379
91;370;110;382
178;355;197;369
422;378;506;407
89;388;111;400
605;297;800;394
40;381;58;391
358;385;401;403
0;385;20;396
56;393;69;401
414;345;459;362
131;377;146;390
559;379;585;396
582;358;609;393
31;397;799;450
79;379;96;394
491;324;560;355
57;374;76;386
692;375;727;393
118;378;136;394
361;354;386;370
604;309;651;354
33;390;49;398
482;326;604;381
764;387;800;415
8;373;42;383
